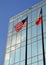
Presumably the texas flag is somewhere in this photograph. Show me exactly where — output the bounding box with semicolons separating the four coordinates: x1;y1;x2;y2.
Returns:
35;8;42;25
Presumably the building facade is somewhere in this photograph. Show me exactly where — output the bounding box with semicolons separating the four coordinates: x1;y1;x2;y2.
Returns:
4;0;46;65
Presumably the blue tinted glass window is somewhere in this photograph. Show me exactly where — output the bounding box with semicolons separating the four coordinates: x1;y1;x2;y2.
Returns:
32;37;36;43
10;51;15;65
45;53;46;59
6;47;10;53
27;39;31;44
32;11;36;21
11;35;16;46
38;61;43;65
15;63;19;65
32;25;36;37
15;48;20;62
20;61;25;65
21;41;26;47
38;40;42;54
37;25;41;35
4;60;9;65
27;44;31;58
4;53;10;65
22;30;26;42
7;36;11;48
32;42;37;56
32;56;37;63
21;47;25;60
38;55;43;61
28;27;31;39
43;21;46;33
28;13;32;23
16;43;20;49
27;59;31;64
44;38;46;52
43;5;46;16
16;32;21;44
32;63;37;65
8;22;13;32
38;35;42;40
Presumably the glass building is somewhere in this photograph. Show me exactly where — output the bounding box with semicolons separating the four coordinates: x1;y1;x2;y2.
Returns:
4;0;46;65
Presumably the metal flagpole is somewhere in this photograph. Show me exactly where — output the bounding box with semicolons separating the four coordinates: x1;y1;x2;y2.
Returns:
41;8;45;65
25;17;28;65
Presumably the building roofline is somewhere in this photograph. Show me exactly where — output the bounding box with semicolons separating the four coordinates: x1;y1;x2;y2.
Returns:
9;0;46;22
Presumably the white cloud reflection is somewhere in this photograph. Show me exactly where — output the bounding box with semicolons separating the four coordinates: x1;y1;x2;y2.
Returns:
5;53;9;60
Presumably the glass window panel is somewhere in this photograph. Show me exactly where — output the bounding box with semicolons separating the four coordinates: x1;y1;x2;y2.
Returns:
45;53;46;59
27;44;31;58
37;8;41;18
4;53;10;65
20;61;25;65
43;5;46;16
32;63;37;65
15;63;19;65
13;30;16;35
31;7;36;12
21;47;25;60
32;11;36;21
16;43;20;49
7;36;11;48
14;19;18;26
32;25;36;37
43;21;46;33
32;37;36;43
15;48;20;62
22;30;26;42
38;40;42;54
32;42;37;56
44;33;46;38
10;51;15;65
37;25;41;35
11;46;15;51
27;58;31;64
31;21;35;26
38;61;43;65
10;19;14;23
44;38;46;52
28;22;31;28
11;35;16;46
8;22;13;32
16;32;21;44
38;35;42;40
28;27;31;39
28;13;32;24
8;32;12;37
38;55;43;61
43;16;46;21
27;39;31;44
4;60;9;65
21;41;26;47
22;15;27;21
32;56;37;63
5;53;10;61
6;47;10;53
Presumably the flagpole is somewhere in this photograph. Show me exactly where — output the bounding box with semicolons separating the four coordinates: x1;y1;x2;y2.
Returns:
25;17;28;65
41;8;45;65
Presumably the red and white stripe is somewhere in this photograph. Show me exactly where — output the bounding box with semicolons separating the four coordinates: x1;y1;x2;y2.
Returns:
14;22;23;32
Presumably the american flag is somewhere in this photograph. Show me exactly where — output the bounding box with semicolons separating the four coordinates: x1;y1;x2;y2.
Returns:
14;17;28;32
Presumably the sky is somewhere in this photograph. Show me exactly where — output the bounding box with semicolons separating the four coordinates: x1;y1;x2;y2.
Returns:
0;0;42;65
